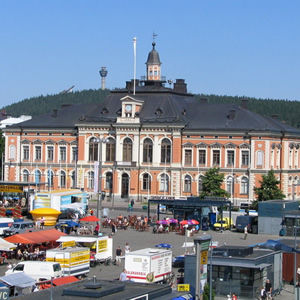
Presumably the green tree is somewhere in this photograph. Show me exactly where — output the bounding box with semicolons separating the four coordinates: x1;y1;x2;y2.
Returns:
253;170;285;209
199;167;230;199
203;283;215;300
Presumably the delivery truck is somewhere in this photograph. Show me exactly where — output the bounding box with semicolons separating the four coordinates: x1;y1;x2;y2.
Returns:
125;248;172;283
46;246;90;277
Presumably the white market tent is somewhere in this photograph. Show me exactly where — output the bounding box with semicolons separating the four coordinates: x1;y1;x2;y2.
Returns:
0;238;16;251
0;273;35;288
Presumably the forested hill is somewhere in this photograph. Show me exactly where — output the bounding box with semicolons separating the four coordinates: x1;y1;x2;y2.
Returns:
2;89;300;128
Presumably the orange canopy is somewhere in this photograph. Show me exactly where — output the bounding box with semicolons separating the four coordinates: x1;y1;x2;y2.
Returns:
4;229;67;245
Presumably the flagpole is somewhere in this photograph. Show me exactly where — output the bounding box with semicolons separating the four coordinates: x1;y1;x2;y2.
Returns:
133;37;137;95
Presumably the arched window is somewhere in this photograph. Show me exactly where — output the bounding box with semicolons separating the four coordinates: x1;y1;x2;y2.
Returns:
60;170;66;187
143;138;153;163
123;138;132;161
241;177;249;194
184;175;192;193
9;145;16;160
106;138;115;162
161;139;171;163
257;151;264;167
142;173;151;191
226;176;234;194
160;174;169;192
89;138;98;162
87;171;94;190
198;176;204;193
23;170;29;182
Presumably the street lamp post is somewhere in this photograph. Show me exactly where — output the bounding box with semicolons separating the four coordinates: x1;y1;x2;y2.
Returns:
91;137;110;221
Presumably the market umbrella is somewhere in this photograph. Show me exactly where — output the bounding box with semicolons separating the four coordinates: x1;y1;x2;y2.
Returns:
65;221;80;228
167;218;178;224
80;216;100;222
155;243;173;249
180;219;199;225
156;220;169;225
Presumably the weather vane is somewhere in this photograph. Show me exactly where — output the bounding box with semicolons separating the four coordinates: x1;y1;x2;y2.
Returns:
152;32;158;43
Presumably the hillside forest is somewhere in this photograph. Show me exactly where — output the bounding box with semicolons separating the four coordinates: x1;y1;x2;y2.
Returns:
1;89;300;128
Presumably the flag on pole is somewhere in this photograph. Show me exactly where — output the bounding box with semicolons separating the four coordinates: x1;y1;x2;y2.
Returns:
133;37;137;95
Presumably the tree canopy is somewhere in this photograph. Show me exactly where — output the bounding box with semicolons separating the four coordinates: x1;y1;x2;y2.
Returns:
252;170;285;209
199;167;230;199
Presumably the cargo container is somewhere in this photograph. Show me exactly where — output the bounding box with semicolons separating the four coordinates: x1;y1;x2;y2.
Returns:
125;248;172;283
46;247;90;277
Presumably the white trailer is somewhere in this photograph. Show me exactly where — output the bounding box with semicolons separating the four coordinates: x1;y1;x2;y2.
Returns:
56;235;113;260
46;247;90;277
125;248;172;283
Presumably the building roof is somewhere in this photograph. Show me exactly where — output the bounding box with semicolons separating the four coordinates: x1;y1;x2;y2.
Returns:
15;279;176;300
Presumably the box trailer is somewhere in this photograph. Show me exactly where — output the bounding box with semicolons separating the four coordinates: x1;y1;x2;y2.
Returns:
125;248;172;283
56;235;113;260
46;247;90;277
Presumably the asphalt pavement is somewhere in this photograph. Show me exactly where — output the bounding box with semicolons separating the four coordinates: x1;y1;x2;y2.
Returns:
0;199;296;300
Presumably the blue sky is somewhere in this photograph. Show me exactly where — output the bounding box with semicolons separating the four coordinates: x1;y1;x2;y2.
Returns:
1;1;300;108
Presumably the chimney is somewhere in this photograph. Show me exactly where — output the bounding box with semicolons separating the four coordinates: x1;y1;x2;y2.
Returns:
229;109;236;120
173;79;187;94
241;99;248;109
200;98;208;104
52;109;58;118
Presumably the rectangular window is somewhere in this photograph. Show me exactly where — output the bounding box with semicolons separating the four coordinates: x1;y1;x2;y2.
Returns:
72;147;78;161
227;150;234;166
241;151;249;166
212;150;220;166
198;150;206;165
23;146;29;160
35;146;41;161
185;149;192;165
47;146;54;161
60;146;66;161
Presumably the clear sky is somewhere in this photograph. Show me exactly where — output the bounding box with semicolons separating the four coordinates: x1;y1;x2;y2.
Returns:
1;0;300;108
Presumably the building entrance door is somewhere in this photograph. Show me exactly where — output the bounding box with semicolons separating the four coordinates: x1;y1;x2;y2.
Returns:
121;174;129;198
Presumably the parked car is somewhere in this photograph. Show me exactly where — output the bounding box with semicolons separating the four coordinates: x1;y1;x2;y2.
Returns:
213;217;234;231
3;221;35;236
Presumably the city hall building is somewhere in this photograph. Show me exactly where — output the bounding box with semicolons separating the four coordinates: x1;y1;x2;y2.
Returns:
3;42;300;206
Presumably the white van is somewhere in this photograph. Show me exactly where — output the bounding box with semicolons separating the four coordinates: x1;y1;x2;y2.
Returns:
5;261;62;281
0;217;14;235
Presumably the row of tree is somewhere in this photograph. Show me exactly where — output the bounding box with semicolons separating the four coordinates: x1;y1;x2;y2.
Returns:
199;167;285;209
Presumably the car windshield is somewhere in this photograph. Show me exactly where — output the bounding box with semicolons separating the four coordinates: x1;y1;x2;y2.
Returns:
12;224;20;229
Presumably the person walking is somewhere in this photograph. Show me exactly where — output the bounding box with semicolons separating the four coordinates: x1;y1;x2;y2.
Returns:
265;278;273;299
116;246;122;266
244;225;248;240
40;217;45;230
130;199;134;210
